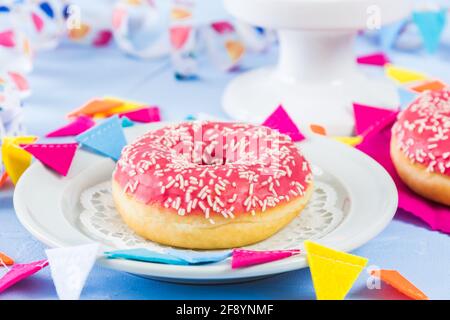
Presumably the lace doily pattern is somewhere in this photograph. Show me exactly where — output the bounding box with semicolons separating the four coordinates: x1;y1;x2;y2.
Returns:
79;171;346;252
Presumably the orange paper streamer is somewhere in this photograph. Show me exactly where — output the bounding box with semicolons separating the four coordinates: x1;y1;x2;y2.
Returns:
371;269;428;300
0;252;14;266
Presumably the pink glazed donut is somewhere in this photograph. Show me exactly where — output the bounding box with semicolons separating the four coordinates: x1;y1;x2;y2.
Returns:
112;121;313;249
391;88;450;206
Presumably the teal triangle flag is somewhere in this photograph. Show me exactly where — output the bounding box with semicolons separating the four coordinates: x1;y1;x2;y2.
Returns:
413;9;446;54
121;116;134;128
75;115;127;161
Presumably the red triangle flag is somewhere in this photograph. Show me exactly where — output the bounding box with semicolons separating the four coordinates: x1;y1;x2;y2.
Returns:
21;143;78;176
353;103;399;137
262;105;305;142
118;106;160;123
231;249;300;269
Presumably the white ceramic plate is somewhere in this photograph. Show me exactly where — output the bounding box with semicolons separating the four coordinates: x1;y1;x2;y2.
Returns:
14;122;398;284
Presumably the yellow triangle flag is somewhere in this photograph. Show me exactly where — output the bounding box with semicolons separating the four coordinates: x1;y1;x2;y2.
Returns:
304;240;368;300
2;136;37;185
93;97;145;119
333;136;363;147
385;64;428;84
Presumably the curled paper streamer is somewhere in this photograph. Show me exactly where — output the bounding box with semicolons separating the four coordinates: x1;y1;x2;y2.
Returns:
203;21;245;72
14;0;68;51
0;8;33;73
112;0;169;58
66;0;114;47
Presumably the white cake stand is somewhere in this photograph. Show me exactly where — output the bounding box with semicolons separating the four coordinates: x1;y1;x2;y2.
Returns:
222;0;411;135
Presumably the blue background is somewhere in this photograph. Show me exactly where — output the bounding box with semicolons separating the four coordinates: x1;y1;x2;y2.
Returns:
1;1;450;300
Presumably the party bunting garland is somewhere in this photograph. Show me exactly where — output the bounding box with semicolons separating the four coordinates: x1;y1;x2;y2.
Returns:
21;143;78;176
370;269;428;300
231;249;300;269
1;136;37;184
304;241;368;300
45;116;95;138
262;105;305;142
75;115;127;161
0;260;48;294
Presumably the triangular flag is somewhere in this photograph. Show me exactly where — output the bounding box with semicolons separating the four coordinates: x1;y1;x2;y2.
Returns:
75;116;127;161
39;1;54;18
46;116;95;137
165;248;231;264
170;26;191;50
121;116;134;128
410;80;446;93
1;136;37;185
310;124;327;136
333;136;363;147
93;97;145;118
68;23;90;40
31;12;44;32
105;249;189;265
171;8;192;20
379;20;407;51
0;172;8;188
231;249;300;269
0;30;15;47
67;98;123;118
385;64;428;84
46;244;100;300
0;260;48;294
305;241;368;300
353;103;399;136
225;40;245;62
356;52;390;66
371;269;428;300
21;143;78;176
92;30;112;47
211;21;235;34
0;252;14;266
118;106;161;123
8;71;29;92
262;105;305;142
413;9;446;54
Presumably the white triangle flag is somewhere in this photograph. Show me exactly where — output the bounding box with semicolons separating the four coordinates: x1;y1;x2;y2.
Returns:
46;243;100;300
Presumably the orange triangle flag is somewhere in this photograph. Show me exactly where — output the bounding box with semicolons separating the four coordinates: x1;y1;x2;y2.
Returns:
67;99;123;118
371;269;428;300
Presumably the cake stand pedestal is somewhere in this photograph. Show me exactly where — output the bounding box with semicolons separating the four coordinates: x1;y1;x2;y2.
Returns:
222;0;410;135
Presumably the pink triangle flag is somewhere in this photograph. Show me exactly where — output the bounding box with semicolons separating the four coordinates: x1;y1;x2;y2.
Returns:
262;105;305;142
0;260;48;294
211;21;235;34
353;103;399;137
356;52;390;66
170;26;191;50
31;12;44;32
231;249;300;269
357;126;450;234
0;30;15;47
8;72;29;92
46;116;95;138
118;106;161;123
21;143;78;176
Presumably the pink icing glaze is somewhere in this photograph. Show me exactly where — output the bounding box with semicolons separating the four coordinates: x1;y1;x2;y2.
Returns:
114;122;312;222
392;88;450;176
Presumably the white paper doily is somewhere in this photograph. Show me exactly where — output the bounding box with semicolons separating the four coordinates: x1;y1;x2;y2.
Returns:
78;174;346;252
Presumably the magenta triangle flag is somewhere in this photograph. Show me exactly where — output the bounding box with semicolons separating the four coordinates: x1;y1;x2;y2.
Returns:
22;143;78;176
262;105;305;142
46;116;95;138
353;103;399;137
0;260;48;294
0;30;15;47
119;106;161;123
356;52;390;66
231;249;301;269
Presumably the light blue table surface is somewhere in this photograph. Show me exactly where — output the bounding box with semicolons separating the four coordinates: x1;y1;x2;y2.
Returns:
1;3;450;300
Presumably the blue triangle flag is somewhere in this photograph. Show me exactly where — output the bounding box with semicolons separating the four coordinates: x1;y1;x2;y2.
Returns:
398;88;417;109
413;9;446;54
379;20;407;51
105;249;189;265
75;115;127;161
165;248;231;264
